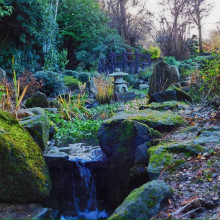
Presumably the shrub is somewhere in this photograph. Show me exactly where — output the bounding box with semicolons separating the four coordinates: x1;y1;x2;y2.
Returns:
200;54;220;100
139;68;153;81
62;70;79;78
34;71;65;96
124;74;138;88
163;56;180;66
63;76;80;90
148;46;161;59
78;72;89;83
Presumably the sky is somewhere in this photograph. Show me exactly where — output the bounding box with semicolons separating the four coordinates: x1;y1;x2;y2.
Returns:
146;0;220;39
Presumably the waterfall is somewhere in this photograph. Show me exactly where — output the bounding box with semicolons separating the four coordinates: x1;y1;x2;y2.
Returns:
60;160;108;219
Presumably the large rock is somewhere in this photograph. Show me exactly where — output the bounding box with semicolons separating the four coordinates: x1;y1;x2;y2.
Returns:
25;91;49;108
149;61;180;96
0;110;51;203
149;88;192;103
109;109;185;132
147;142;204;180
19;108;50;151
0;67;6;80
109;180;173;219
98;120;160;209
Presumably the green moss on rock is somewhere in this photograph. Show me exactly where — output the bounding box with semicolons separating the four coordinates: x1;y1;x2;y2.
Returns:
147;142;204;180
111;109;185;132
0;110;51;203
109;180;173;220
144;101;188;111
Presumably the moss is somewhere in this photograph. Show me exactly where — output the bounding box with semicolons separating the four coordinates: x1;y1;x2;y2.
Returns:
132;111;185;129
150;151;173;167
0;110;51;203
145;101;188;110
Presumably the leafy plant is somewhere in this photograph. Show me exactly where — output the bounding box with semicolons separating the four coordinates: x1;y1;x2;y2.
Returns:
93;75;114;104
200;54;220;101
47;112;102;145
163;56;180;66
57;92;91;121
34;71;65;96
63;76;80;90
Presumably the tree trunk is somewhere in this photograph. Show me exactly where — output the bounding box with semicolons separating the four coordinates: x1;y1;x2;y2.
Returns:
119;0;130;45
198;17;203;53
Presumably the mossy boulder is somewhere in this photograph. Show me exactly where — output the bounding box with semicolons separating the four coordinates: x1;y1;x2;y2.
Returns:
19;108;50;151
110;109;185;132
149;88;192;103
25;91;49;108
99;120;160;210
109;180;173;219
0;110;51;203
168;86;192;103
147;142;204;180
149;61;180;96
141;101;188;111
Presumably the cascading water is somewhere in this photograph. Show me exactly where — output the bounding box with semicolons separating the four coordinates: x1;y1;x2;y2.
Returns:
46;143;109;219
61;161;108;219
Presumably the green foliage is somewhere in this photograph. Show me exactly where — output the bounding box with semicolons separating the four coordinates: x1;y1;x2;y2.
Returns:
200;54;220;100
34;71;65;96
139;68;153;81
90;103;121;119
163;56;180;66
0;0;13;18
47;112;102;144
62;70;79;78
44;48;69;72
63;76;80;90
0;0;58;71
57;92;91;120
147;46;161;59
58;0;126;68
78;72;89;83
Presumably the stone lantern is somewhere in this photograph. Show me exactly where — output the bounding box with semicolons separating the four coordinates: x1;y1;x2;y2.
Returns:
108;69;128;93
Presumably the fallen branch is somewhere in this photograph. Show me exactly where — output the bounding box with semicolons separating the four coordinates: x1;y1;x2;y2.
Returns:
171;198;204;217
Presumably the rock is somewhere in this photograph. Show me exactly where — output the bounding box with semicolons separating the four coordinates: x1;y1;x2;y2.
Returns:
149;88;192;103
126;165;149;192
171;87;192;103
134;143;150;165
0;67;6;80
149;90;177;103
141;101;188;111
19;108;50;151
139;83;149;90
109;180;173;219
147;143;204;180
149;61;180;96
0;204;52;220
114;92;136;102
99;120;160;209
109;109;185;132
192;126;220;145
89;78;98;95
25;91;49;108
0;110;51;203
